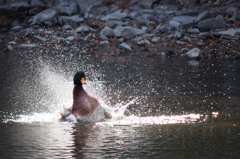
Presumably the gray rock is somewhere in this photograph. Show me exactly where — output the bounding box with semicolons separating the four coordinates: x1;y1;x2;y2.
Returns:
110;5;119;13
84;1;107;18
76;0;98;15
129;12;138;19
114;26;136;40
129;0;140;7
118;42;132;53
215;14;224;20
139;0;156;9
105;20;127;28
195;10;211;22
187;28;200;34
66;36;75;41
101;26;114;37
198;19;227;30
235;28;240;35
172;16;195;23
198;32;212;40
218;28;237;37
101;10;128;21
34;35;47;41
30;0;45;6
176;10;198;16
155;23;172;33
186;48;200;58
151;37;159;43
141;9;155;14
59;15;84;24
62;24;72;30
137;39;150;45
20;43;39;48
133;28;146;36
175;31;183;39
75;25;96;33
11;25;23;32
29;8;59;25
169;20;181;30
51;0;80;15
10;1;30;11
99;32;108;40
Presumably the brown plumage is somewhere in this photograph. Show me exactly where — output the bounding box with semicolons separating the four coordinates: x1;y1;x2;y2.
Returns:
71;85;99;116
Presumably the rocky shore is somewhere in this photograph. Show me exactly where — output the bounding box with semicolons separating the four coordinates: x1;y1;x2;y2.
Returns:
1;0;240;61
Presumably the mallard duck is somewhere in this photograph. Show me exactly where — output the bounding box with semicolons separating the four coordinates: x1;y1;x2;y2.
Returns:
60;71;112;122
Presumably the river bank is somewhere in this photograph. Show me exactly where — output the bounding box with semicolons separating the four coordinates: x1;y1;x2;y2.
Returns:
1;0;240;61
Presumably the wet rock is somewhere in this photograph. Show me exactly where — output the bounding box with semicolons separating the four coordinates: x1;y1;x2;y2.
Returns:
101;26;114;37
186;48;200;58
195;10;211;21
118;42;132;53
59;15;84;24
172;16;195;23
114;26;137;40
198;19;227;31
75;25;96;33
20;43;39;48
50;0;80;15
29;8;59;25
101;10;128;21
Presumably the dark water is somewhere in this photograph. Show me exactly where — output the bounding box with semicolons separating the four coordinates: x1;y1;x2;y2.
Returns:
0;51;240;158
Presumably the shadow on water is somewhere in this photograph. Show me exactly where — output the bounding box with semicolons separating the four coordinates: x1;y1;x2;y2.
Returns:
0;51;240;158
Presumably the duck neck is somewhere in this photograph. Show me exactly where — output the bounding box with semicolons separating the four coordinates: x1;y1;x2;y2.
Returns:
73;85;86;99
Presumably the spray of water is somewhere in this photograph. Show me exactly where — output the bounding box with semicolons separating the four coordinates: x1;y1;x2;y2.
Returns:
5;61;210;125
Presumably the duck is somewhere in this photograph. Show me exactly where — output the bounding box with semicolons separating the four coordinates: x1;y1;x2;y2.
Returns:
60;71;112;122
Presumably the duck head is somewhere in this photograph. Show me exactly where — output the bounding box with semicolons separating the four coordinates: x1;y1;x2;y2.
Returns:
74;71;87;85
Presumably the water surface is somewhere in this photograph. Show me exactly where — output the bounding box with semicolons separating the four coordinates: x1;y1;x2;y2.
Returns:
0;51;239;158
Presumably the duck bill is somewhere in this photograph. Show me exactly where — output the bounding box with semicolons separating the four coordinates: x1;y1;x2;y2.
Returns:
81;77;87;84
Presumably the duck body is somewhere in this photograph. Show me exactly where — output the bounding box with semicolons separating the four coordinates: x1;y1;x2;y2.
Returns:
72;85;99;116
60;71;112;122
